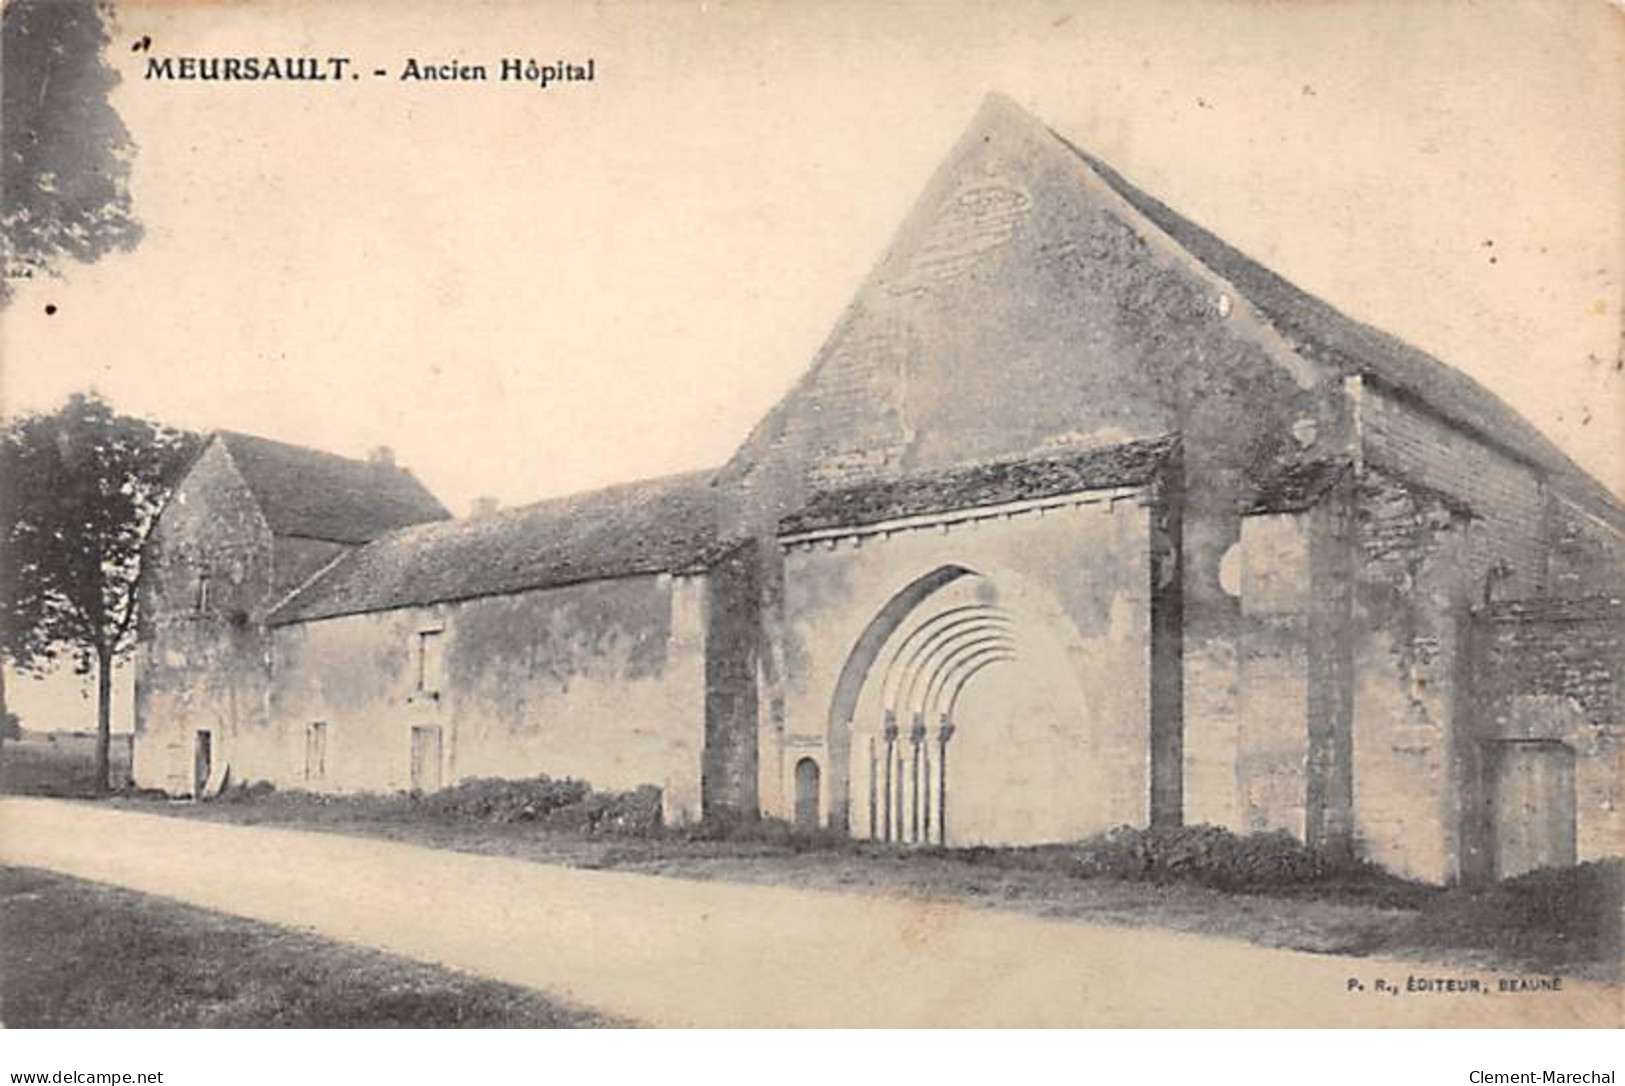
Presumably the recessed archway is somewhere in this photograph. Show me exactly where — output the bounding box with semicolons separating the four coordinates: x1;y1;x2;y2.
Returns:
828;562;1096;846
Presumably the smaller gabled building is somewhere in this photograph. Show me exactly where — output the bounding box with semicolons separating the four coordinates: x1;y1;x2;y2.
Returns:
132;432;450;796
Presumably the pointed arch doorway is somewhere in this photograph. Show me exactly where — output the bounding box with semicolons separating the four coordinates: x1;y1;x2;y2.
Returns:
826;564;1098;847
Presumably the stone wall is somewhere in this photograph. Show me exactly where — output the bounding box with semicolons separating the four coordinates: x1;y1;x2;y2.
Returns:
772;487;1156;844
133;441;277;794
718;95;1356;844
1547;496;1625;601
1233;511;1313;840
1349;468;1472;883
266;572;708;824
1361;382;1548;596
1469;596;1622;876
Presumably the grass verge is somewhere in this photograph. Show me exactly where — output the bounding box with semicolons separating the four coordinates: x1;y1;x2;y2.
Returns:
0;865;620;1027
0;733;131;797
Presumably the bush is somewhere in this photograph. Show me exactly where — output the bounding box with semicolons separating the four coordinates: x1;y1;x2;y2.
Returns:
1405;859;1625;964
543;784;664;837
418;776;590;823
1073;823;1352;891
204;774;664;837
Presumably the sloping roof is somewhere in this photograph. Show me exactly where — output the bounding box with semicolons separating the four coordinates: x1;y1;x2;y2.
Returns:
781;435;1176;536
727;95;1618;530
1056;129;1621;522
269;469;721;624
217;431;449;544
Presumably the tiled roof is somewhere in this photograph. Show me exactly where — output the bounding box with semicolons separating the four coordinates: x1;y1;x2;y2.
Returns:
1059;133;1621;522
218;431;449;544
780;434;1176;536
269;469;721;624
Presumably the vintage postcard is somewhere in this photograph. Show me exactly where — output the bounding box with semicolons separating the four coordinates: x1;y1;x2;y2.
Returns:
0;0;1620;1033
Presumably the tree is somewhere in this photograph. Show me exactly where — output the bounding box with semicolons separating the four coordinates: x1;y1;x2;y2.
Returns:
0;393;198;789
2;0;142;304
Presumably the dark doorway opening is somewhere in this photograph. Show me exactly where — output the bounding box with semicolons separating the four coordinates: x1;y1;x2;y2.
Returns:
192;730;212;797
794;757;821;829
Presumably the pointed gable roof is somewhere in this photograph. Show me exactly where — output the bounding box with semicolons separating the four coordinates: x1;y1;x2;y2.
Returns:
726;94;1619;524
267;469;722;624
214;430;450;544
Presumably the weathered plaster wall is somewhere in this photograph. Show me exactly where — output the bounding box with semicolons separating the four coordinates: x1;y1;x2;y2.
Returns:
266;573;707;823
1232;512;1312;839
1217;484;1357;851
1350;469;1471;883
133;441;275;793
1470;596;1622;874
773;491;1153;844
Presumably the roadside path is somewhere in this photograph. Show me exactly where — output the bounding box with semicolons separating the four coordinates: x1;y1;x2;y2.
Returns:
2;799;1615;1026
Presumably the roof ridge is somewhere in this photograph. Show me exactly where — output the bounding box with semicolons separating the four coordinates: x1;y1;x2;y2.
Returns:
207;428;451;543
1040;123;1620;519
387;465;723;538
266;466;723;626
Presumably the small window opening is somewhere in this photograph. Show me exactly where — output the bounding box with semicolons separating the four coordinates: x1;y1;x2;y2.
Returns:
417;630;444;697
194;569;212;613
305;722;328;781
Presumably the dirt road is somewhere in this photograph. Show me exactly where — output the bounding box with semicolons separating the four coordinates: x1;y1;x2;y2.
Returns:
1;798;1615;1026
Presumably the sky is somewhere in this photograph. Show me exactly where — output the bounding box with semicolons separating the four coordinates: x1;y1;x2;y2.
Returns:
3;0;1621;730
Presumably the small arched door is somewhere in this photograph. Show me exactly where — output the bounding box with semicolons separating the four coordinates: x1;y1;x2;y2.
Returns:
794;757;821;829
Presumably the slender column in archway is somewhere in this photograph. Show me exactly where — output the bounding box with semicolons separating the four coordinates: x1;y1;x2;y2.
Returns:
824;566;973;843
882;712;898;842
894;744;906;843
923;743;932;843
937;720;955;846
909;718;926;842
866;734;877;839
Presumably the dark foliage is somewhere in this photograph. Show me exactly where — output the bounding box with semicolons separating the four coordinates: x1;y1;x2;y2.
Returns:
1075;823;1372;892
213;775;666;838
1398;860;1624;974
0;392;199;789
2;0;141;302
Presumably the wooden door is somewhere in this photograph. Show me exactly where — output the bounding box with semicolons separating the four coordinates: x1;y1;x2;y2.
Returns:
410;726;442;792
1490;740;1576;880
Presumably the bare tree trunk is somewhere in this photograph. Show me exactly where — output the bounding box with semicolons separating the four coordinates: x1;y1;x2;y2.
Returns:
94;645;113;793
0;660;9;758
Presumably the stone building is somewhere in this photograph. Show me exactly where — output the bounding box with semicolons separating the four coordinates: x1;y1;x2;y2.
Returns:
134;95;1623;885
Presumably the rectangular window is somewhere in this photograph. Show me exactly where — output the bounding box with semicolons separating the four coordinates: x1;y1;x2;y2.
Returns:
416;629;444;696
305;722;328;781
